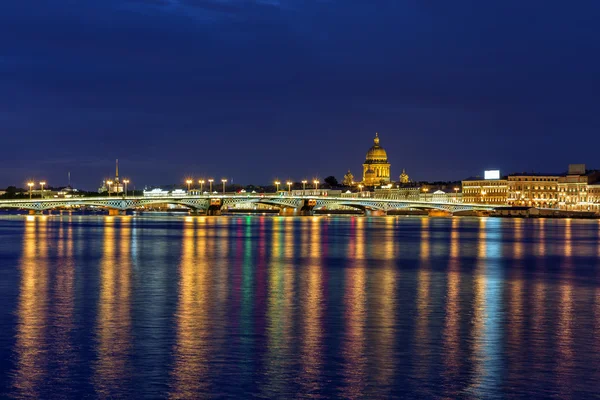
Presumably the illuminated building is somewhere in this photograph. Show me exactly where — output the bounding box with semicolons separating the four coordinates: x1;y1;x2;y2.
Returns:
507;173;560;208
557;164;600;211
399;169;410;184
587;184;600;212
462;171;509;204
342;170;355;186
98;159;124;194
374;186;420;200
362;133;390;186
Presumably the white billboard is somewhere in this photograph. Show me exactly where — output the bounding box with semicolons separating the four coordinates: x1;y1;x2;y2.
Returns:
484;170;500;180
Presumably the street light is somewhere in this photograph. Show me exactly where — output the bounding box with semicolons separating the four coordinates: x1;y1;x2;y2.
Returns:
313;179;319;193
358;184;363;193
302;180;307;193
221;179;227;194
199;179;205;194
107;180;113;197
186;179;193;194
39;181;46;199
274;180;281;193
208;179;214;193
454;187;459;202
123;179;130;197
27;182;34;199
287;181;292;195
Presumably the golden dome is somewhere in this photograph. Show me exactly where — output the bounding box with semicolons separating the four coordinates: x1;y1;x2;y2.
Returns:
365;132;388;162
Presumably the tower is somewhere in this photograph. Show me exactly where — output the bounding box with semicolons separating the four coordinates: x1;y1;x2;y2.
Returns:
399;169;410;184
362;132;391;186
342;170;355;186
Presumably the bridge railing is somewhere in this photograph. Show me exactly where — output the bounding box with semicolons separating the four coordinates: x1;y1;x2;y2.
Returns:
0;194;497;210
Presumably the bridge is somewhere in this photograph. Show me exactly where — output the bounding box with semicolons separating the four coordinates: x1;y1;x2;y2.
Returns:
0;194;497;216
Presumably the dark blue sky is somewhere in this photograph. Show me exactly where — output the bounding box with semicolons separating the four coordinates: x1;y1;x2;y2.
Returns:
1;1;599;189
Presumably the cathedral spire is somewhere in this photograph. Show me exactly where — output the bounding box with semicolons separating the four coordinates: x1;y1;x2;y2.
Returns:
115;159;119;181
374;132;380;145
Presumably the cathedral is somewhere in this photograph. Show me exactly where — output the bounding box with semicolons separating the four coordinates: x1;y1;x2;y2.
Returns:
362;133;391;186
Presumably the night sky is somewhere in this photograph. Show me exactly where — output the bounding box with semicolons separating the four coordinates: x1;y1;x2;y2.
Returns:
2;1;599;189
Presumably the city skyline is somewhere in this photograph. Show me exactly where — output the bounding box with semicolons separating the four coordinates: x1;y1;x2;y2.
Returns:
2;1;600;186
3;130;598;191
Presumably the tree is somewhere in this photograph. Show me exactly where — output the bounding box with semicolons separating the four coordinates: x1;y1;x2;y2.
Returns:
324;176;339;188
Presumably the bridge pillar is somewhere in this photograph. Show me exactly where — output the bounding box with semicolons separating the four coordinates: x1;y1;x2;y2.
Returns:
206;198;222;216
108;209;126;216
28;210;42;215
428;209;453;217
298;199;316;216
366;209;387;217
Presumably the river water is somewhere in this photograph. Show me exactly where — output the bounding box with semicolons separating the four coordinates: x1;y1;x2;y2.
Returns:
0;215;599;399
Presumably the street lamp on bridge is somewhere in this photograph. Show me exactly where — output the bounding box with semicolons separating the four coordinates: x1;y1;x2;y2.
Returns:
287;181;292;195
454;187;459;202
221;179;227;195
107;180;113;197
199;179;205;194
27;182;34;199
39;181;46;199
123;179;130;197
208;179;214;193
358;184;363;194
313;179;319;192
274;180;281;193
302;180;307;193
186;179;193;194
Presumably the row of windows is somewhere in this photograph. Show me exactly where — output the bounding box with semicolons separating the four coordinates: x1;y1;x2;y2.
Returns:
509;177;558;182
463;189;507;193
512;186;557;190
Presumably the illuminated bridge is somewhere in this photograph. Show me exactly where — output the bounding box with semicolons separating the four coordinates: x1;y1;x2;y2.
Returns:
0;195;497;216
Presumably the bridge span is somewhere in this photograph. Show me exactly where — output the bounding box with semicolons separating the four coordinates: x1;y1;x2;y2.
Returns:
0;195;497;216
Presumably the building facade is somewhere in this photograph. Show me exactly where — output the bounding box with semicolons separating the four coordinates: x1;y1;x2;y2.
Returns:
342;170;354;186
587;184;600;212
462;177;509;204
557;165;600;211
374;186;420;201
362;133;390;186
507;174;560;208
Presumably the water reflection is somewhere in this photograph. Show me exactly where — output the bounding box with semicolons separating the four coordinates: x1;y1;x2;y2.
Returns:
532;220;548;379
369;219;396;395
506;220;525;393
51;223;76;395
264;218;294;396
443;218;461;393
13;217;50;398
470;218;503;398
94;217;133;397
170;220;210;396
369;218;396;393
342;217;367;398
299;218;324;394
414;218;431;386
556;219;574;397
2;215;600;399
